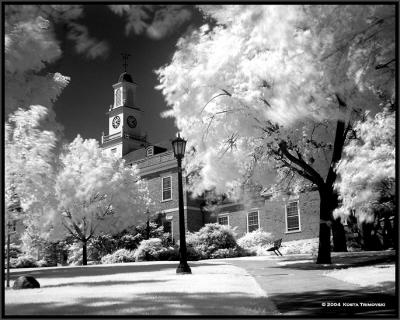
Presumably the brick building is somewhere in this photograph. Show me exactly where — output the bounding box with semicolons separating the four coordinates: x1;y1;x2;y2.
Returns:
101;70;204;240
101;69;320;241
207;189;320;241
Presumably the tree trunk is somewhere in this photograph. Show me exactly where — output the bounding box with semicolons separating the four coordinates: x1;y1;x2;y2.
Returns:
330;191;348;252
82;240;87;266
332;217;348;252
146;219;150;240
316;189;332;264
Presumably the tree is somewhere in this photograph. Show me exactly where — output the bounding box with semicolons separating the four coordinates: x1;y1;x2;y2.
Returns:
334;107;395;223
46;136;153;265
156;5;395;263
5;106;60;253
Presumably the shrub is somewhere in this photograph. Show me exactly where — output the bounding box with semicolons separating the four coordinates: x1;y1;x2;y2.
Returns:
67;242;83;265
279;238;319;255
37;259;49;268
186;245;202;261
134;238;174;262
158;247;179;261
117;233;142;251
101;249;136;264
237;229;274;254
4;243;22;259
209;247;242;259
40;239;70;266
88;234;118;261
8;257;18;268
15;255;38;268
186;223;238;259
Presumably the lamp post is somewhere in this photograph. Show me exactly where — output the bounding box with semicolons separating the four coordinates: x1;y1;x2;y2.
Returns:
172;133;191;274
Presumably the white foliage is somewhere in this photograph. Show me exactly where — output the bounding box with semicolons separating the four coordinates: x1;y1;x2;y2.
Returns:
108;5;191;39
48;136;153;241
5;7;70;117
5;105;58;239
156;5;395;197
334;108;395;222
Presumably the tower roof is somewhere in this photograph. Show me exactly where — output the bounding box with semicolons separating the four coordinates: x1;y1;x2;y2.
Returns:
118;72;134;83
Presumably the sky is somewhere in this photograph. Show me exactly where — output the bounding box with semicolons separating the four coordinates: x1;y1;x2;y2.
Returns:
45;5;206;145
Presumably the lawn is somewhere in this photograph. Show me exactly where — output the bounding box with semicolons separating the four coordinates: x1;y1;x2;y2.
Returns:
5;260;278;316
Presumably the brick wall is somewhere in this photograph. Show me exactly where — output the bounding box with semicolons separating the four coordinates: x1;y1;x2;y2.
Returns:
143;167;204;240
212;191;320;241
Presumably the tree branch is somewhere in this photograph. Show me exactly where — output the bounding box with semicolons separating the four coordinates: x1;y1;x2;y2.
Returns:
375;58;395;70
200;89;232;114
278;141;325;187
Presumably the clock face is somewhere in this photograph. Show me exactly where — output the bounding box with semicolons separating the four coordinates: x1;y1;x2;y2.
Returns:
112;116;121;129
115;88;122;106
127;115;137;128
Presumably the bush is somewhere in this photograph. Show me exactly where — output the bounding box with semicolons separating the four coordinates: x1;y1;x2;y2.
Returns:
88;234;118;261
4;243;22;259
15;255;38;268
186;223;238;259
209;247;242;259
67;242;83;265
186;246;202;261
237;229;274;254
37;259;49;268
8;257;18;268
134;238;174;262
101;249;136;264
279;238;319;255
40;239;70;267
117;234;142;251
158;247;179;261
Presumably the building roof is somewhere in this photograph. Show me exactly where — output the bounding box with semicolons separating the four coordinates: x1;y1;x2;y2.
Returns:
118;72;135;84
123;148;147;163
149;140;173;150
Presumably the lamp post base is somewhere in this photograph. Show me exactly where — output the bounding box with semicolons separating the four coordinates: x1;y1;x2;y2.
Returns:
176;261;192;274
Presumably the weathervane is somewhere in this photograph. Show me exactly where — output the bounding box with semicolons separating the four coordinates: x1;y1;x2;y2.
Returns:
121;53;131;72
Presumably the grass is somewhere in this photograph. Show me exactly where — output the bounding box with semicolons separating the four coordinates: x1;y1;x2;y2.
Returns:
5;260;278;316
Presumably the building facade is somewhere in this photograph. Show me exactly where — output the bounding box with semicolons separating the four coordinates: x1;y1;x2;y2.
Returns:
101;70;205;240
206;189;320;241
101;70;320;242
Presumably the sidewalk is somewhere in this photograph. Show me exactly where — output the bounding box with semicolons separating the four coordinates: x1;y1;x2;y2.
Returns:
4;252;396;316
5;260;279;316
227;251;397;316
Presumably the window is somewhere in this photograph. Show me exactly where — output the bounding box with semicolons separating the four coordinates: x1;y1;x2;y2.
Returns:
247;211;259;232
218;215;229;225
162;176;172;201
286;201;301;232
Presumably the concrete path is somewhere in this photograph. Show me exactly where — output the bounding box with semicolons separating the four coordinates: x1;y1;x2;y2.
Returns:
4;260;278;316
227;252;397;316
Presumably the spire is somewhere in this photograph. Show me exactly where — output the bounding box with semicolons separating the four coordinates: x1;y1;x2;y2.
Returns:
118;53;134;83
121;53;130;72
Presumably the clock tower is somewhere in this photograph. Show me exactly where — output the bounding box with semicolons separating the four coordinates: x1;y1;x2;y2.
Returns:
101;70;147;157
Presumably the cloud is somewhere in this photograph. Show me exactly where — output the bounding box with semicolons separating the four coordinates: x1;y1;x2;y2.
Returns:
108;5;192;40
67;22;110;59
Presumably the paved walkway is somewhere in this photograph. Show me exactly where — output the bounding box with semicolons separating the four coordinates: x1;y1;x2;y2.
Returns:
227;251;397;316
5;260;278;316
4;251;396;316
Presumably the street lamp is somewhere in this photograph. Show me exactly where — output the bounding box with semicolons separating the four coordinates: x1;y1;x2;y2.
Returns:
172;133;191;274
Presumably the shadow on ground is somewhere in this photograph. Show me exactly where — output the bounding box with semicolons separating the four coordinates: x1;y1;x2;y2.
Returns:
4;291;276;316
270;283;397;316
275;251;395;270
42;279;167;288
8;262;224;281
